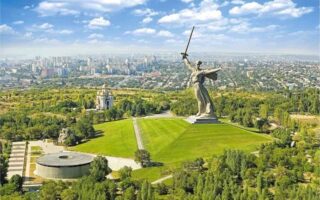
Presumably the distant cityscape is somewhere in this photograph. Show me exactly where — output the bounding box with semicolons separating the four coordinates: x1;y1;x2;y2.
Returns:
0;53;319;90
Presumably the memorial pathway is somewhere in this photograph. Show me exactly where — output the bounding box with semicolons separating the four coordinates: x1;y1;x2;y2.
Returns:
151;175;173;185
133;117;144;150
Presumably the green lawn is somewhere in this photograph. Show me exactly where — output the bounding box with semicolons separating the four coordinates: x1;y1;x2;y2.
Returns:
133;118;272;182
71;119;137;158
137;118;189;155
154;123;272;163
139;118;271;164
219;118;261;133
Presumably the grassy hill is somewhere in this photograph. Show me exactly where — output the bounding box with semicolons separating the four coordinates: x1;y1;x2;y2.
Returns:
138;118;271;164
71;119;137;158
133;118;272;181
137;118;189;156
71;117;272;181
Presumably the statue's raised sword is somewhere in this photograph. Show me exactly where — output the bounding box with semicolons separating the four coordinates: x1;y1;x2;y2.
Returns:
181;26;195;58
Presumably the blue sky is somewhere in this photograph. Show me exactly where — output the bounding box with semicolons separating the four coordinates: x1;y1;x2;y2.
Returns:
0;0;319;56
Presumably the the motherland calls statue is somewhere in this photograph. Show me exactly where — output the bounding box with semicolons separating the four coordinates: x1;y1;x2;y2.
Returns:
182;26;221;123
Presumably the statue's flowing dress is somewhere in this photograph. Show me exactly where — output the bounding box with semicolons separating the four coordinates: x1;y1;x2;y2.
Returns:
191;70;214;117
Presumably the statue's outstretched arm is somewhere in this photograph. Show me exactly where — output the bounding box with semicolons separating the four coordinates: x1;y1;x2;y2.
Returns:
183;57;194;72
203;68;221;75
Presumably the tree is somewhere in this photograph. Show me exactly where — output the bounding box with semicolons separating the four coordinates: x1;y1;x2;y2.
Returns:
134;150;151;167
255;118;268;132
0;183;17;196
119;166;132;180
61;188;78;200
256;172;263;194
138;180;154;200
75;117;95;139
243;110;253;127
63;130;79;146
259;104;269;119
39;181;67;200
89;156;112;182
9;174;23;192
0;155;8;185
156;183;168;195
123;186;135;200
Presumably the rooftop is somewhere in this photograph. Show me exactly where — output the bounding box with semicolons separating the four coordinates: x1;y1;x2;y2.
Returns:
36;152;94;167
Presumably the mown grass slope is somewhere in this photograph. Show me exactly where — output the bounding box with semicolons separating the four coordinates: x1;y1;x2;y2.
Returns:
133;118;272;181
71;119;137;158
154;123;271;163
139;118;271;164
137;118;189;155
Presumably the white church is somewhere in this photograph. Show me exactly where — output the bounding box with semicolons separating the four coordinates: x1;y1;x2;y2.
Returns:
96;83;113;110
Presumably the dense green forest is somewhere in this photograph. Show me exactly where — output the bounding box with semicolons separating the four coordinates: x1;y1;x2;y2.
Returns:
0;87;319;199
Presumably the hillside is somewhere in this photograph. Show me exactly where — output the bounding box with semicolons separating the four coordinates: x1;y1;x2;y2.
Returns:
71;119;137;158
138;118;272;164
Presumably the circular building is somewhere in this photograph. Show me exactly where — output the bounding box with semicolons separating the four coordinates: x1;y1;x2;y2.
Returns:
35;152;94;179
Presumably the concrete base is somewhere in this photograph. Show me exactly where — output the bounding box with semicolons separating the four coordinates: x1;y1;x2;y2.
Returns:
185;115;220;124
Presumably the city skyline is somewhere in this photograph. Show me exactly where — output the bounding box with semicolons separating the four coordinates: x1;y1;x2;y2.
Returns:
0;0;319;57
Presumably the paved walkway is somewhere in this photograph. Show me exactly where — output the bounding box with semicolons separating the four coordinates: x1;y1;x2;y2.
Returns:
143;111;176;118
133;117;144;150
25;140;65;183
151;175;173;185
7;141;27;179
24;140;141;183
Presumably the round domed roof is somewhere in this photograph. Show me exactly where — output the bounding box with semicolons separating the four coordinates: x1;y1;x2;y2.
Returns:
36;152;94;167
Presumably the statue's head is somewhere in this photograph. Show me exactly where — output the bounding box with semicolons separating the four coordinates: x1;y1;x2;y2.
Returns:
196;60;202;70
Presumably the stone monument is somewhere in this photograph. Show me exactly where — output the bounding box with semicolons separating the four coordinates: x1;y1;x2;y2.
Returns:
181;27;221;124
96;83;113;110
58;128;70;144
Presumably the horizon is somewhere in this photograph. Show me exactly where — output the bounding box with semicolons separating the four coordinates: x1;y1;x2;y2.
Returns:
1;0;319;57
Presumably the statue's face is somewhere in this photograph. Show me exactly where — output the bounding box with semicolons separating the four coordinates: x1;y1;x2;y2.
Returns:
196;60;202;70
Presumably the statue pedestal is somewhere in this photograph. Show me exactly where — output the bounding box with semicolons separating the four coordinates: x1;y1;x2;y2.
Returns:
185;115;220;124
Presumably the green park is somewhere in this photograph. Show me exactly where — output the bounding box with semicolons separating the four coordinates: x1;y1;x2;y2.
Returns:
71;117;272;181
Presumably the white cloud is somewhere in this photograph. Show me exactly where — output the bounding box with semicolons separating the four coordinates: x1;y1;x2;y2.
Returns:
157;30;174;37
35;0;147;16
13;21;24;25
33;37;61;44
127;28;156;35
56;29;73;34
30;23;73;35
88;39;99;44
230;21;279;33
0;24;15;34
88;17;110;29
229;0;313;18
165;39;183;43
24;32;33;38
181;0;193;3
32;23;54;30
35;1;79;16
142;17;153;24
133;8;158;16
88;33;104;39
182;29;204;39
231;0;245;5
158;0;221;24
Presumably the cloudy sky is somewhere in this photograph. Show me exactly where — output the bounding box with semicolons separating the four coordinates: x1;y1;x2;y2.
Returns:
0;0;319;57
